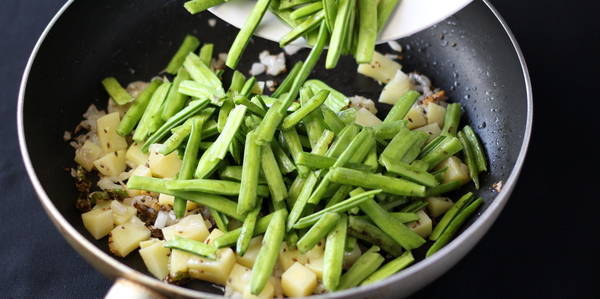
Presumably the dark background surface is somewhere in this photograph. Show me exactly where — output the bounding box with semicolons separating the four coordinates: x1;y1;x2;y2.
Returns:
0;0;597;298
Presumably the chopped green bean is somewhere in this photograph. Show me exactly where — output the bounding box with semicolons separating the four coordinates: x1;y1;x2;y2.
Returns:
326;0;356;69
226;0;272;69
261;144;288;202
184;0;226;14
347;215;403;256
361;251;414;285
102;77;133;105
280;10;325;47
117;79;162;136
355;0;378;63
237;205;261;255
463;125;488;172
272;61;303;98
213;213;274;248
338;246;385;289
329;167;426;197
132;81;171;142
322;0;338;31
290;1;323;20
229;70;246;94
321;106;345;134
426;181;462;196
210;209;229;232
161;68;191;121
323;214;347;291
250;209;287;295
165;35;200;74
441;103;461;136
234;95;266;117
283;90;329;129
166;179;270;197
430;192;474;241
198;43;214;66
174;117;205;218
164;236;217;259
421;136;463;170
238;131;262;215
458;131;480;189
377;0;400;32
297;212;340;253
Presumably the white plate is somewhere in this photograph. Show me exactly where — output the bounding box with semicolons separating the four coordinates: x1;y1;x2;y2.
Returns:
209;0;473;45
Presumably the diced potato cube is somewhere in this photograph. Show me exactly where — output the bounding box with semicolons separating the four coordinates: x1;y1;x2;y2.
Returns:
227;263;275;299
279;243;307;271
162;214;209;242
94;150;127;177
128;165;153;196
148;144;182;178
237;237;262;268
126;144;149;168
281;262;317;298
414;123;442;142
408;210;433;238
93;199;112;210
97;112;128;153
82;206;114;240
437;156;470;184
169;249;194;280
304;242;325;279
357;51;402;83
188;247;237;285
343;244;362;270
139;239;170;280
75;140;104;171
379;70;412;105
404;105;427;129
426;197;454;218
205;229;225;245
139;238;161;249
355;108;383;127
110;200;137;225
108;216;150;257
158;193;198;211
426;102;446;127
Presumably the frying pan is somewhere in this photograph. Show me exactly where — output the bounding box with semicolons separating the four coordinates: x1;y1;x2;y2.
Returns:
17;0;532;297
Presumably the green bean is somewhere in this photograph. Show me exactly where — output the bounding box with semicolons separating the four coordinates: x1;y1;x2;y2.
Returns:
102;77;133;105
364;145;378;170
355;0;378;63
282;128;310;177
348;130;375;164
426;197;483;257
411;160;429;172
241;77;257;98
166;179;270;197
330;167;426;197
272;140;297;174
261;144;288;202
255;95;269;111
164;236;217;259
184;0;226;14
195;105;247;178
294;189;382;229
441;103;461;136
291;1;323;20
218;166;268;184
234;95;266;117
297;213;340;253
359;197;425;250
326;0;355;69
212;213;274;248
237;205;261;256
250;209;287;295
178;80;222;100
383;90;420;123
132;81;171;142
280;10;325;47
361;251;414;285
279;0;318;10
283;90;329;129
383;160;439;187
325;185;353;208
142;99;211;152
377;0;400;32
272;61;303;98
421;136;463;170
183;52;222;91
226;0;272;69
287;176;306;207
237;131;262;215
347;215;403;256
380;198;409;210
217;99;234;133
463;125;488;172
458;131;480;189
399;200;428;213
161;68;191;121
287;172;320;229
210;208;229;232
174;117;205;218
304;79;350;113
342;4;356;55
321;106;345;134
430;192;473;241
338;246;385;289
420;135;446;158
159;121;192;155
373;120;407;140
117;79;162;136
165;35;201;74
128;176;244;220
198;43;214;66
286;231;300;249
322;0;338;31
426;181;462;197
229;70;246;94
323;214;347;291
297;152;373;172
202;120;219;139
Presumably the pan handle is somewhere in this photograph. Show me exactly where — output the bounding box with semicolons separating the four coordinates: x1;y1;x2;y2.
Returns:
105;278;166;299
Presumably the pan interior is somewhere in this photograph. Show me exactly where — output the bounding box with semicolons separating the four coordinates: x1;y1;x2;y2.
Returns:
22;0;527;294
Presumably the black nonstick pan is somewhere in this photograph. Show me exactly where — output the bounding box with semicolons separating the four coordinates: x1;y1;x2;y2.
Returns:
18;0;532;297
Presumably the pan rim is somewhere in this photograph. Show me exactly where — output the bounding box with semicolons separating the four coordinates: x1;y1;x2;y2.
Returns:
17;0;532;297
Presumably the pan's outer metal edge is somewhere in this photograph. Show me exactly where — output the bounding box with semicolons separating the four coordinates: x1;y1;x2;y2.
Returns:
17;0;532;298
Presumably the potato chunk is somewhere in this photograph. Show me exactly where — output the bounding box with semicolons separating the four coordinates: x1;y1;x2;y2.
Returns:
162;214;209;242
126;144;149;168
108;216;150;257
426;197;454;217
408;210;433;238
97;112;128;153
414;123;442;142
379;70;412;105
188;247;237;285
437;156;470;184
281;262;317;298
110;200;137;225
139;239;170;280
304;242;325;279
158;193;198;211
148;144;182;178
355;108;383;127
227;263;275;299
82;205;113;240
75;140;104;171
236;236;262;268
93;150;126;177
426;102;446;127
405;105;427;129
279;243;307;271
357;51;402;83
